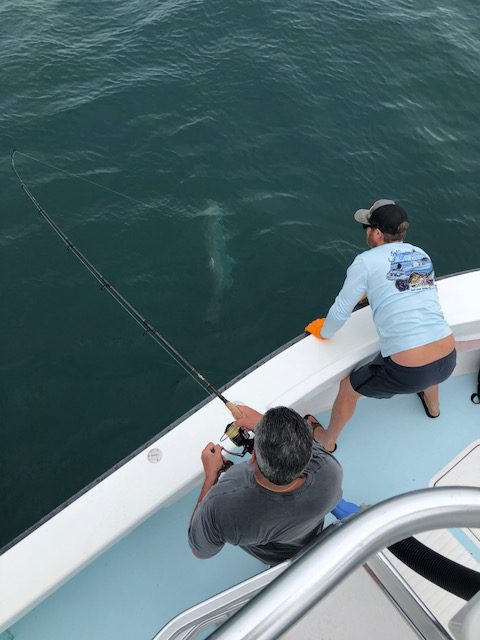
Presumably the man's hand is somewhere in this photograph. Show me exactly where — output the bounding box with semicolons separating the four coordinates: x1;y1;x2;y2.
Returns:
305;318;327;340
233;405;264;430
201;443;226;480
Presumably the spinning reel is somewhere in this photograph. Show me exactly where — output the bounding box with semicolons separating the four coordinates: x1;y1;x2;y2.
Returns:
220;422;254;457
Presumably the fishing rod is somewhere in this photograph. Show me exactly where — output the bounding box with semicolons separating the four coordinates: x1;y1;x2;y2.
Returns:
11;150;242;420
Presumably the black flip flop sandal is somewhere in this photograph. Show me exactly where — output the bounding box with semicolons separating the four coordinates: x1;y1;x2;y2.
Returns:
417;392;440;419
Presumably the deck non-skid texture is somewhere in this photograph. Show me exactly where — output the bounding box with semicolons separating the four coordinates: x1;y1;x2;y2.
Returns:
7;372;480;640
325;371;479;515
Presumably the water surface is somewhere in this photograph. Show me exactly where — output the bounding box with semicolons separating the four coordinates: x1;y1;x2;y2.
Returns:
1;0;480;548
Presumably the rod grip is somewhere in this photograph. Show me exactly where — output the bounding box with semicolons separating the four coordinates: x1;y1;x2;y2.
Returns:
225;401;243;420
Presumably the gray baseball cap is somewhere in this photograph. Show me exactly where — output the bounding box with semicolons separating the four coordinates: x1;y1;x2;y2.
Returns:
354;199;409;234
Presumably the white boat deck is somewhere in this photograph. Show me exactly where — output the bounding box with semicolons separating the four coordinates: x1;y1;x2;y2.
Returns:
5;369;480;640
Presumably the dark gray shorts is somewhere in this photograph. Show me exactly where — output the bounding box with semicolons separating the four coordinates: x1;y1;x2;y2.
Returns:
349;349;457;399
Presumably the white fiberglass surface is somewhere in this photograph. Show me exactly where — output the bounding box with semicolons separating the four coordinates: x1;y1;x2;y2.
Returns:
7;371;480;640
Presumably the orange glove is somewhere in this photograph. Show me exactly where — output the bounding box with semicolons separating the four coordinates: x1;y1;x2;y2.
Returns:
305;318;327;340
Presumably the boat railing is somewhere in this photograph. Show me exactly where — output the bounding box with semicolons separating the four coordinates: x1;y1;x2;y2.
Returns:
153;486;480;640
152;562;288;640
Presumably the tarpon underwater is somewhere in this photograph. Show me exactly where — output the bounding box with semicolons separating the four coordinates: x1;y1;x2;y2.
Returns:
202;202;235;323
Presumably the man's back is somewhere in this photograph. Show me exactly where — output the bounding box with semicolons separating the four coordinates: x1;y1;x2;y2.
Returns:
322;241;451;357
188;444;342;565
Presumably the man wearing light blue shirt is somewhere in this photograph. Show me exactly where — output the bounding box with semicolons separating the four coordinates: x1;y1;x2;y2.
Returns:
306;200;456;452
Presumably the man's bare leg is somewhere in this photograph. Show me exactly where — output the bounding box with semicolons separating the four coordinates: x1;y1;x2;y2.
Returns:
313;376;362;452
421;384;440;417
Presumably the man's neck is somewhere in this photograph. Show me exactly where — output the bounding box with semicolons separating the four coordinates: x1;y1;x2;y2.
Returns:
254;469;306;493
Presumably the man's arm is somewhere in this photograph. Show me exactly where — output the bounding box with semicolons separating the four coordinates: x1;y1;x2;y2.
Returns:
189;443;226;528
189;442;235;559
321;255;368;338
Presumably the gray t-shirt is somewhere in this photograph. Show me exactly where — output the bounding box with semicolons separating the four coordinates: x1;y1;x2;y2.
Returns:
188;444;343;565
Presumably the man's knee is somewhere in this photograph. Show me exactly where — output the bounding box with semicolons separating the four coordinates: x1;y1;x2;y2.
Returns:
340;375;361;398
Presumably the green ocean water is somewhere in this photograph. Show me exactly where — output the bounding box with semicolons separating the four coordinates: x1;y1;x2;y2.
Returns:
1;0;480;549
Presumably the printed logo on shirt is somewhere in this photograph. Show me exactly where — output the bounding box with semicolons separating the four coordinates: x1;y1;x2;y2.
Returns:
386;249;434;292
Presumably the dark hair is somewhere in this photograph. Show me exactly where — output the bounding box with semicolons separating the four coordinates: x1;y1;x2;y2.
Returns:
254;407;313;485
382;220;409;243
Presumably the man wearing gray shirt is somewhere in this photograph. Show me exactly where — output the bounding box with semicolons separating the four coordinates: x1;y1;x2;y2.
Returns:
188;406;343;565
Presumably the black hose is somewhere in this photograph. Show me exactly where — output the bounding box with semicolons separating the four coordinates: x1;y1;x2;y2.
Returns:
388;536;480;601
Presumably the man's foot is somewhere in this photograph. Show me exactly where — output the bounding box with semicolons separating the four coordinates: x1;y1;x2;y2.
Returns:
303;415;337;453
417;392;440;419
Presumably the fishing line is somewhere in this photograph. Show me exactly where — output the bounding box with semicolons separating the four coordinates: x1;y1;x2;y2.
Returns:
11;150;241;417
13;150;157;209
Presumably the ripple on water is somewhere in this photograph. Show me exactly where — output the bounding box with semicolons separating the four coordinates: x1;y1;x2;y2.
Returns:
2;0;480;551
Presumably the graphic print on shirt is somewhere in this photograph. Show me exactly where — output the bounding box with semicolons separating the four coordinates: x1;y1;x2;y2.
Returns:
386;249;434;292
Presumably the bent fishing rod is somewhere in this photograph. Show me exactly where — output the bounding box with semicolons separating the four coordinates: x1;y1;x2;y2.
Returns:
11;150;242;420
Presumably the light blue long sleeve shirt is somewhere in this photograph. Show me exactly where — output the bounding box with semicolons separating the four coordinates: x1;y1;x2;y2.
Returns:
321;242;452;356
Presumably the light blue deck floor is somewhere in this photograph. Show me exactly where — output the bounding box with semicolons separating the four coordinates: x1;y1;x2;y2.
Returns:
7;372;480;640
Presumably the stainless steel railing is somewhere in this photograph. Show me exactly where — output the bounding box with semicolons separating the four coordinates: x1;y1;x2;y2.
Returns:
207;487;480;640
152;563;287;640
